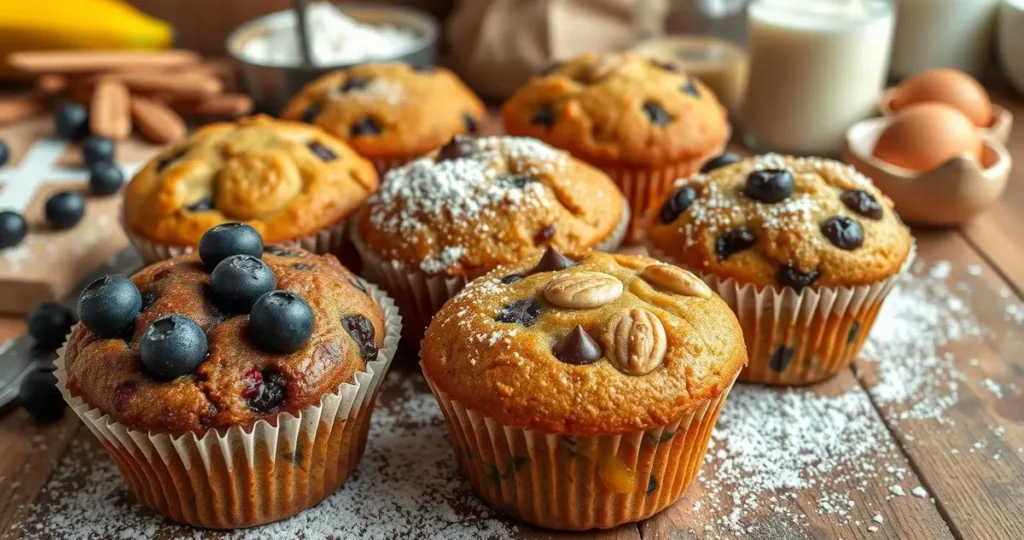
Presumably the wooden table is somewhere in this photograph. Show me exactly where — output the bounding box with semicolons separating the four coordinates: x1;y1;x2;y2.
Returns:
2;85;1024;539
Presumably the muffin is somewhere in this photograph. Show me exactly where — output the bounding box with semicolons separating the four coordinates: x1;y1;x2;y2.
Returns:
647;153;914;385
421;249;746;530
55;225;400;528
123;115;378;263
502;53;730;241
281;63;486;172
351;135;629;343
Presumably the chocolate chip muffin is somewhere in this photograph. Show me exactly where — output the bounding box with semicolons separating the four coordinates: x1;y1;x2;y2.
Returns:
421;249;746;530
56;225;400;528
647;153;913;385
352;135;629;343
282;63;486;172
502;53;730;241
123;115;378;263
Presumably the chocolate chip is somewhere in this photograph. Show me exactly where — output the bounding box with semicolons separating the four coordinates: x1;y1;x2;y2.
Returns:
769;346;796;372
821;216;864;250
840;189;883;220
777;265;820;292
532;247;574;273
700;153;741;174
501;274;525;284
534;225;556;244
553;325;602;365
495;299;541;327
744;169;794;204
113;381;138;413
342;315;377;362
156;151;185;172
847;321;860;345
350;117;381;137
291;263;313;270
659;186;699;224
681;78;700;98
341;77;368;92
308;141;337;161
531;105;554;128
263;245;305;257
715;226;755;261
643;102;671;126
499;174;534;189
646;475;659;496
185;198;214;212
437;135;477;162
651;60;680;73
244;368;287;413
301;103;322;124
463;113;478;134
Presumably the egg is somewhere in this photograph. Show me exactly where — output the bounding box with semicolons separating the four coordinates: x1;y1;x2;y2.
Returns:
872;103;982;173
890;68;993;127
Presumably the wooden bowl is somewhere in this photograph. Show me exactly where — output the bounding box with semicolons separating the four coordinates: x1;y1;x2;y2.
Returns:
877;87;1013;144
843;116;1012;226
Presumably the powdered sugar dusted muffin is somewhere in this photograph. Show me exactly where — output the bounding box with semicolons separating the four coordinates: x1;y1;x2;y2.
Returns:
282;63;485;172
352;135;628;342
647;153;913;385
420;249;745;530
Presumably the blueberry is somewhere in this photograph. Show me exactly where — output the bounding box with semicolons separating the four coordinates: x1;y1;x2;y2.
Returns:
744;169;794;204
342;315;377;362
531;105;555;128
659;186;699;224
88;161;124;196
680;79;700;98
301;102;322;123
777;265;819;292
0;211;27;249
350;117;381;137
840;189;883;220
199;223;264;269
495;299;541;326
700;153;741;174
250;291;314;353
715;226;756;260
643;102;672;126
27;302;76;347
82;135;114;167
307;141;337;161
55;103;89;140
463;113;478;134
501;274;525;284
210;255;276;312
821;216;864;250
78;275;142;338
499;174;534;189
18;369;66;423
140;314;209;380
437;135;477;162
44;191;85;229
0;139;8;167
341;77;369;92
185;198;214;212
243;368;287;412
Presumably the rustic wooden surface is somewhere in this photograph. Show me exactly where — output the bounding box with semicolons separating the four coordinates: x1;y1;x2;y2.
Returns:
0;83;1022;539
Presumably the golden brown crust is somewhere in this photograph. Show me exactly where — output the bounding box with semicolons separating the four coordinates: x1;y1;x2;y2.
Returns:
420;251;747;436
62;248;385;435
355;136;627;278
123;115;378;247
281;63;485;160
647;154;913;288
502;53;729;169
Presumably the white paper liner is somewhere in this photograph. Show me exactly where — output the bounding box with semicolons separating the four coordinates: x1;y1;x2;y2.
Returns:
54;283;402;529
646;242;916;385
423;370;739;531
350;202;630;344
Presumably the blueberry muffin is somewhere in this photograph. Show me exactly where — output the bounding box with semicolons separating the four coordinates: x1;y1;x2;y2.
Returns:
647;153;913;385
351;135;629;342
123;115;378;263
421;249;746;530
282;63;486;172
502;53;730;241
56;224;400;528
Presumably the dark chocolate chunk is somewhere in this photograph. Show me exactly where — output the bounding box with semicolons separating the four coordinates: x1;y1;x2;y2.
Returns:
531;105;555;128
495;299;541;327
531;247;575;273
643;102;672;126
777;265;820;292
840;189;883;220
715;226;756;261
244;368;287;413
769;346;796;372
553;325;602;365
821;216;864;250
308;141;337;161
350;117;381;137
342;315;377;362
744;169;795;204
659;185;699;224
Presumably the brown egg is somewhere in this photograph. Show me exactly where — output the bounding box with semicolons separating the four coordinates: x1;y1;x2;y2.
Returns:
872;103;983;173
890;69;993;127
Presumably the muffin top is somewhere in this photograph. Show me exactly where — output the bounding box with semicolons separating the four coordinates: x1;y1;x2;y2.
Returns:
647;154;913;290
502;53;729;169
123;115;378;247
420;249;746;435
355;135;627;278
282;63;486;160
62;246;386;435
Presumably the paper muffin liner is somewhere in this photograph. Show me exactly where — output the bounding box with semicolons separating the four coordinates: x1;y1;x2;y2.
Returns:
53;283;402;529
646;243;915;385
423;370;739;531
350;203;630;344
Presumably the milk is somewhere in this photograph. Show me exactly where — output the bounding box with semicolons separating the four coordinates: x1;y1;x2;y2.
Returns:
890;0;999;79
741;0;894;156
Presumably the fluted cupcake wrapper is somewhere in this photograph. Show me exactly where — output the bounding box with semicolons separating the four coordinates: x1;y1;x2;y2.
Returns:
423;371;738;531
350;202;630;345
53;283;402;529
646;243;915;386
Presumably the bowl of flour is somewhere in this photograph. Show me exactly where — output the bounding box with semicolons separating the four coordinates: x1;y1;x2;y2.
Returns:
228;2;438;113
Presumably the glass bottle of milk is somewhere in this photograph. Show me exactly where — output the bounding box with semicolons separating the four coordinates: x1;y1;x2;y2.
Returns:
741;0;894;156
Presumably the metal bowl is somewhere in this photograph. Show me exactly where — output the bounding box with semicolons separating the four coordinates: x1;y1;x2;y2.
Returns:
227;3;439;114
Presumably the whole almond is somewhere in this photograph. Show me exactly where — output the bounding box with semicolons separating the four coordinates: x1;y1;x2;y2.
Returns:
639;264;712;299
544;271;623;308
90;79;131;140
131;96;186;143
605;308;667;376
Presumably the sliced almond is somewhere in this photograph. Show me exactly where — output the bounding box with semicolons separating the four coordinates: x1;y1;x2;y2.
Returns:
131;96;187;143
604;308;667;376
639;264;712;299
90;79;131;140
544;271;623;308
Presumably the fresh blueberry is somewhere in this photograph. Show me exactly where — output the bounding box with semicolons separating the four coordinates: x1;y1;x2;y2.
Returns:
342;315;376;362
88;161;124;196
82;135;114;167
0;139;8;167
140;314;209;380
840;190;883;220
55;103;89;140
242;368;287;412
821;216;864;250
18;369;66;423
700;153;741;174
643;102;672;126
307;141;337;161
78;275;142;338
210;255;276;312
744;169;794;204
27;302;76;347
437;135;477;162
659;186;699;224
44;191;85;229
301;102;322;123
0;211;27;249
715;226;756;260
495;299;541;327
777;265;820;292
199;223;264;269
350;117;381;137
531;105;555;128
250;291;314;353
